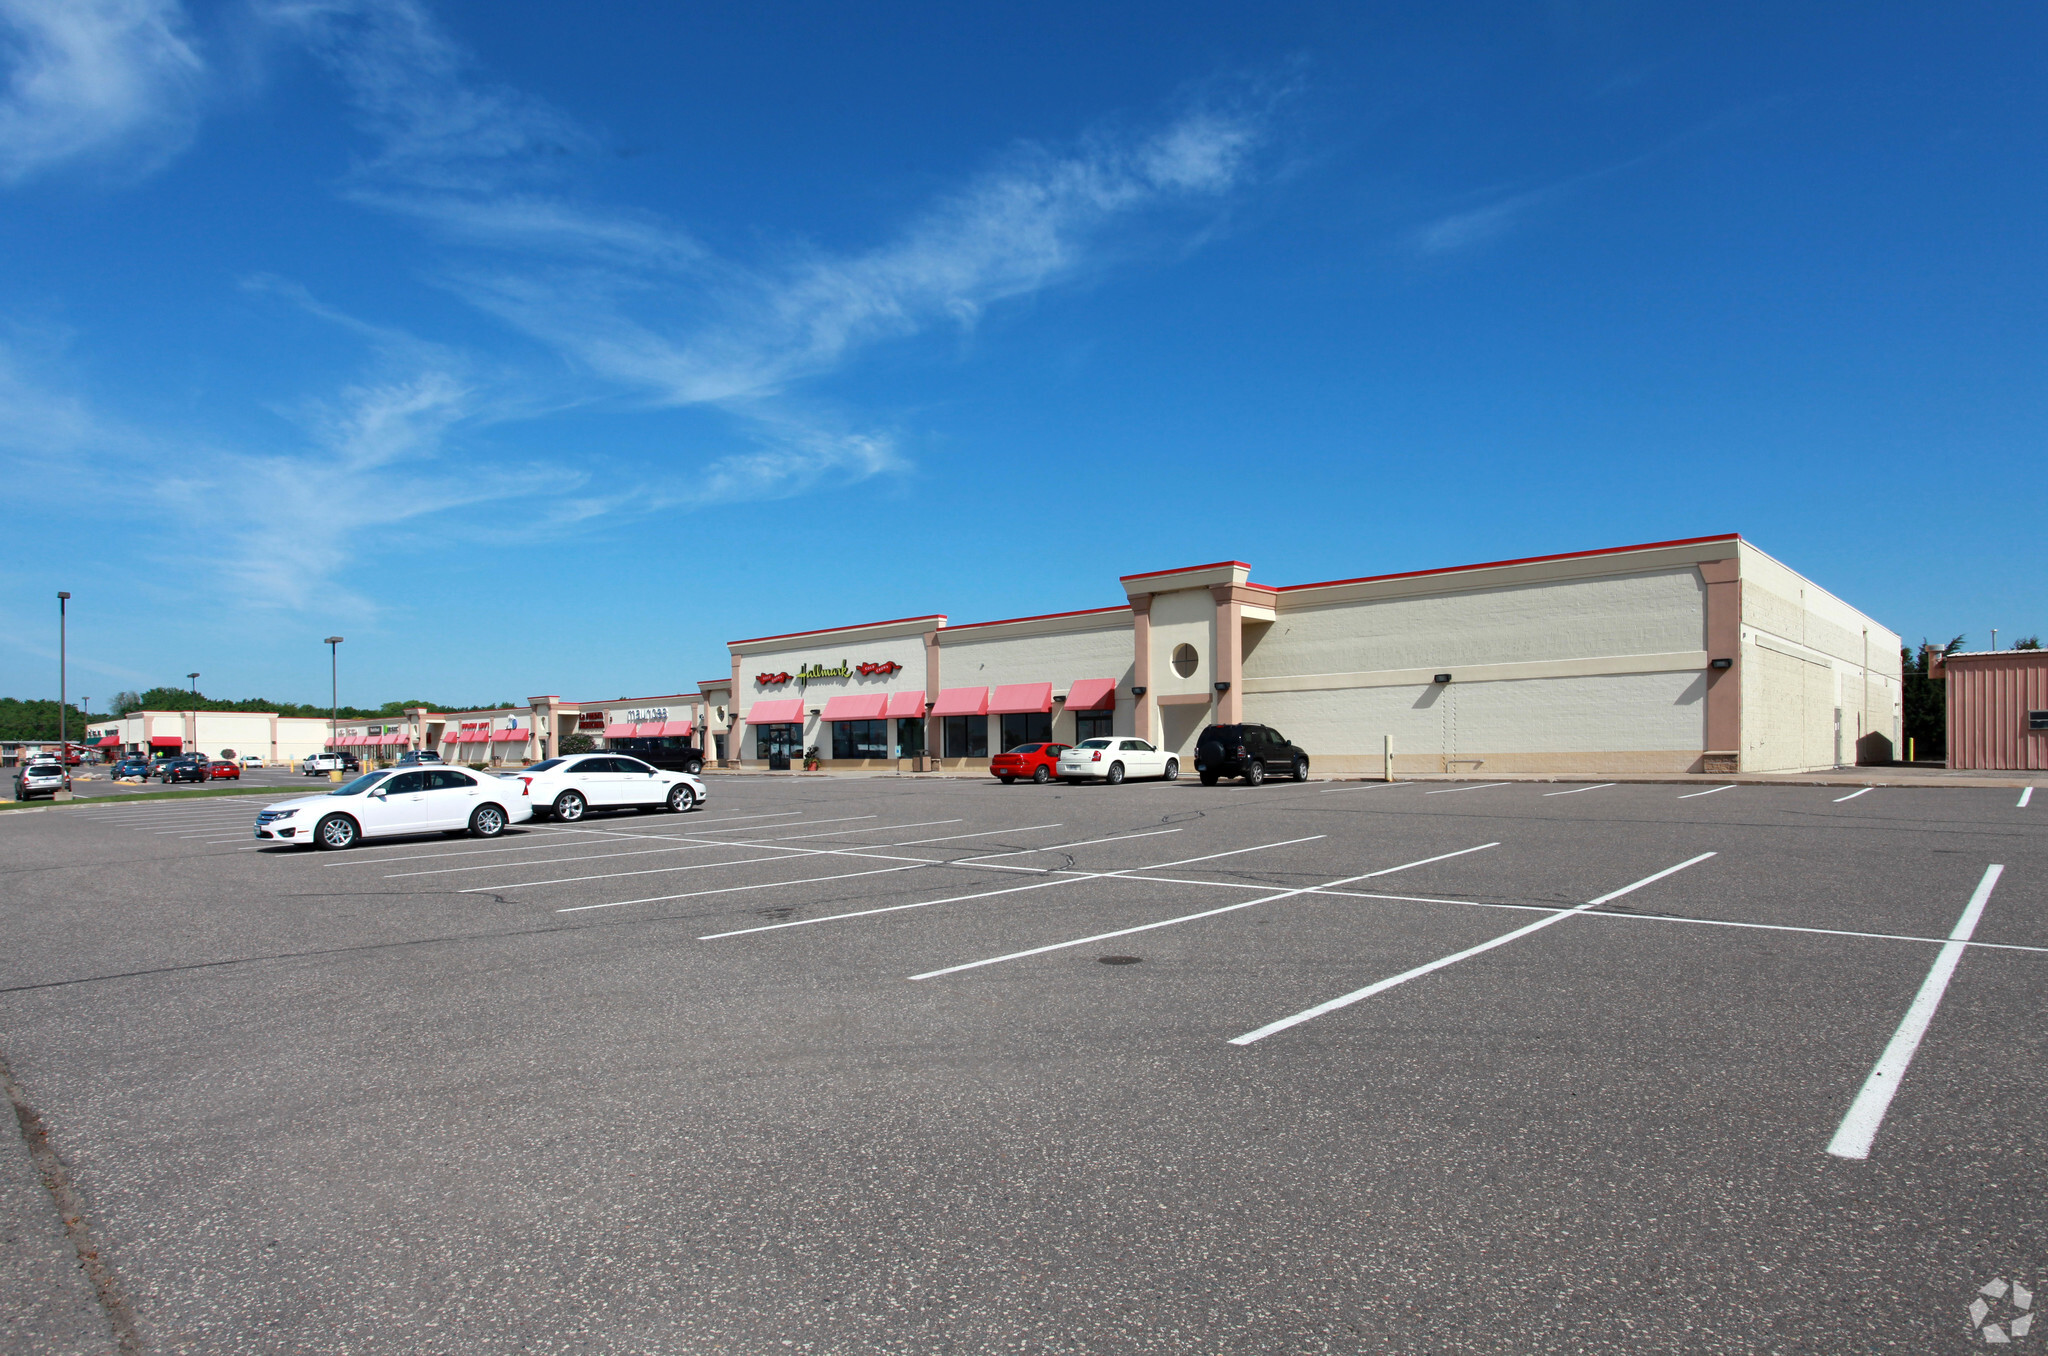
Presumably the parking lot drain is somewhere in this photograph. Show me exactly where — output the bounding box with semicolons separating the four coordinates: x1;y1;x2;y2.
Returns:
1098;955;1142;965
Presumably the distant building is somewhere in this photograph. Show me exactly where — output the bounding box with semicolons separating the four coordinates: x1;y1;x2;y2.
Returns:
1936;649;2048;770
91;711;333;762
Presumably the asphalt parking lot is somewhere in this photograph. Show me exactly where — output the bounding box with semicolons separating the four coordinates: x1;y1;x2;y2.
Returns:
2;773;2043;1353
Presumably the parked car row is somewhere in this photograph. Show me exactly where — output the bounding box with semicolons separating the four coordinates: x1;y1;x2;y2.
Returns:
987;725;1312;788
255;755;707;849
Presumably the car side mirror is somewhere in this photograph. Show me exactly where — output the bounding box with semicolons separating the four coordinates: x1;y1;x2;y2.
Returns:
371;789;388;800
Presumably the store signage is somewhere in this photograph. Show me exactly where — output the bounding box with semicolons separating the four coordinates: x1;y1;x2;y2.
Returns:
577;713;605;730
620;708;667;723
798;662;850;680
756;671;792;686
856;661;902;676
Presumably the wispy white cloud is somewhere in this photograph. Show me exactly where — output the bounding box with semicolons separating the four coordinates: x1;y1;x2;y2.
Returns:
0;0;204;183
263;0;1269;509
1410;184;1558;255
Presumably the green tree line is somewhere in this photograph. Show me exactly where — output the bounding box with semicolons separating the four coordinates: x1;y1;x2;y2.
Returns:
0;699;109;742
108;689;521;721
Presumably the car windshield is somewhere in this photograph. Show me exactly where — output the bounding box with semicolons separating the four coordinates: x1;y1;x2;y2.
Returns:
1010;744;1042;754
328;771;392;796
27;765;61;775
1075;739;1113;749
525;758;565;773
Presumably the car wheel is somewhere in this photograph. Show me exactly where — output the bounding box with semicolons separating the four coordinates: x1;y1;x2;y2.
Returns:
685;759;703;775
1031;765;1050;784
553;790;587;822
1200;771;1219;786
1106;761;1124;785
1164;758;1179;781
315;814;359;850
469;804;506;838
1293;756;1310;781
998;775;1014;784
1244;760;1265;786
667;783;696;813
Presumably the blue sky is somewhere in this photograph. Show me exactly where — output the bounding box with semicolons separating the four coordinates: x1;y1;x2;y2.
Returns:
3;1;2042;709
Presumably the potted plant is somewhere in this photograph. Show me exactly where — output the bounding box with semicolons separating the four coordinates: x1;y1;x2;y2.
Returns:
803;744;822;772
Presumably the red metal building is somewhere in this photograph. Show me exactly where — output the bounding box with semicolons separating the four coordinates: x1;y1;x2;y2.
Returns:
1938;649;2048;770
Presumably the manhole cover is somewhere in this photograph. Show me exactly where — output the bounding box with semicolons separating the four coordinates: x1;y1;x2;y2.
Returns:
1098;955;1142;965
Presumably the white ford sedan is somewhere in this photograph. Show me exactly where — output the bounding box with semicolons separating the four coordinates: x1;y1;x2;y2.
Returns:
1057;737;1179;785
513;754;706;821
254;766;533;849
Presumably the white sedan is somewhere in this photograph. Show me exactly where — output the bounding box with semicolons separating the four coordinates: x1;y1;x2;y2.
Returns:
513;754;707;821
239;754;266;767
254;766;533;849
1057;737;1179;785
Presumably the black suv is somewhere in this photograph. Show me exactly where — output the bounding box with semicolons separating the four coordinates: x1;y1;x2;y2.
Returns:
156;755;211;784
1194;724;1310;786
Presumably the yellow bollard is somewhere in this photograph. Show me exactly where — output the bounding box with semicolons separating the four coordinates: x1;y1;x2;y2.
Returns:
330;769;345;782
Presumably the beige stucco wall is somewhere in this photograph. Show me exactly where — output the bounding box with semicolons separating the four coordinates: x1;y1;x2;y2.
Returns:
1737;542;1902;773
937;614;1136;754
737;628;931;763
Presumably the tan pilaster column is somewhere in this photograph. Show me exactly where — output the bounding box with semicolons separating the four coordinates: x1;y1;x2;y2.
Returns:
1129;593;1153;741
1210;584;1245;724
729;653;745;765
923;629;941;762
1699;559;1742;771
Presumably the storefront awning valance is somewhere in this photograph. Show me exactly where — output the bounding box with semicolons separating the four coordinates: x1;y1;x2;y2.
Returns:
602;722;633;738
149;735;183;748
659;719;692;738
492;729;524;742
988;683;1053;715
633;721;665;737
1063;678;1117;712
95;735;120;747
747;698;804;724
821;693;888;721
884;691;926;720
931;687;988;717
386;733;409;745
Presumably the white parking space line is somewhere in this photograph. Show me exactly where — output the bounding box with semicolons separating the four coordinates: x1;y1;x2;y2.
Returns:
1826;864;2004;1160
1422;783;1509;796
1317;782;1406;795
1678;785;1736;799
907;843;1500;981
2021;788;2034;808
1833;787;1874;803
489;822;1062;893
679;814;879;836
418;821;1053;883
693;835;1325;938
1228;852;1716;1046
1541;783;1615;797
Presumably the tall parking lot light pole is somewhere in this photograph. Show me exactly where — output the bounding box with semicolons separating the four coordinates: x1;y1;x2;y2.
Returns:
188;672;199;756
325;637;344;752
57;593;70;780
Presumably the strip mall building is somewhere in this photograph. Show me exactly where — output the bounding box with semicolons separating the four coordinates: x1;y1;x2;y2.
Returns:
725;535;1903;776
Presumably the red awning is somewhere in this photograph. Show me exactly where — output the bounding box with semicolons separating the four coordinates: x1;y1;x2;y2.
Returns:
1063;678;1117;711
746;698;804;724
95;735;120;747
386;733;409;745
820;693;888;721
659;720;692;737
930;686;989;717
884;690;926;719
149;735;183;748
468;729;490;743
633;720;665;737
494;728;525;742
988;683;1053;715
602;722;633;738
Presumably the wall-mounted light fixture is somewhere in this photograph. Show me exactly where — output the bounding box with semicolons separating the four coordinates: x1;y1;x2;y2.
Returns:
1214;681;1231;692
808;708;820;716
1130;686;1147;697
1433;673;1453;684
1709;658;1733;670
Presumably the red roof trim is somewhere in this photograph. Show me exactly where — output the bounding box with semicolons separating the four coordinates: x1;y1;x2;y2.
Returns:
729;613;946;647
940;603;1130;633
1118;560;1251;583
1273;534;1743;594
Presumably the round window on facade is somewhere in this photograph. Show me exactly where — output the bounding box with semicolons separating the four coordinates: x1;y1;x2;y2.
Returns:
1171;643;1199;678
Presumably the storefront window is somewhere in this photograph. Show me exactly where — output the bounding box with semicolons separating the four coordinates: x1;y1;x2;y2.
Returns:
1000;712;1052;751
831;720;889;760
943;714;988;759
897;719;925;758
753;723;802;760
1075;710;1113;741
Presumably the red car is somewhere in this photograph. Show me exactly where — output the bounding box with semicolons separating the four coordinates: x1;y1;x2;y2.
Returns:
208;760;242;780
990;742;1071;784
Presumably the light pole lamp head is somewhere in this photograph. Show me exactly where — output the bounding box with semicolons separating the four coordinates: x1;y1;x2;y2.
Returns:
57;591;70;601
324;636;344;646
